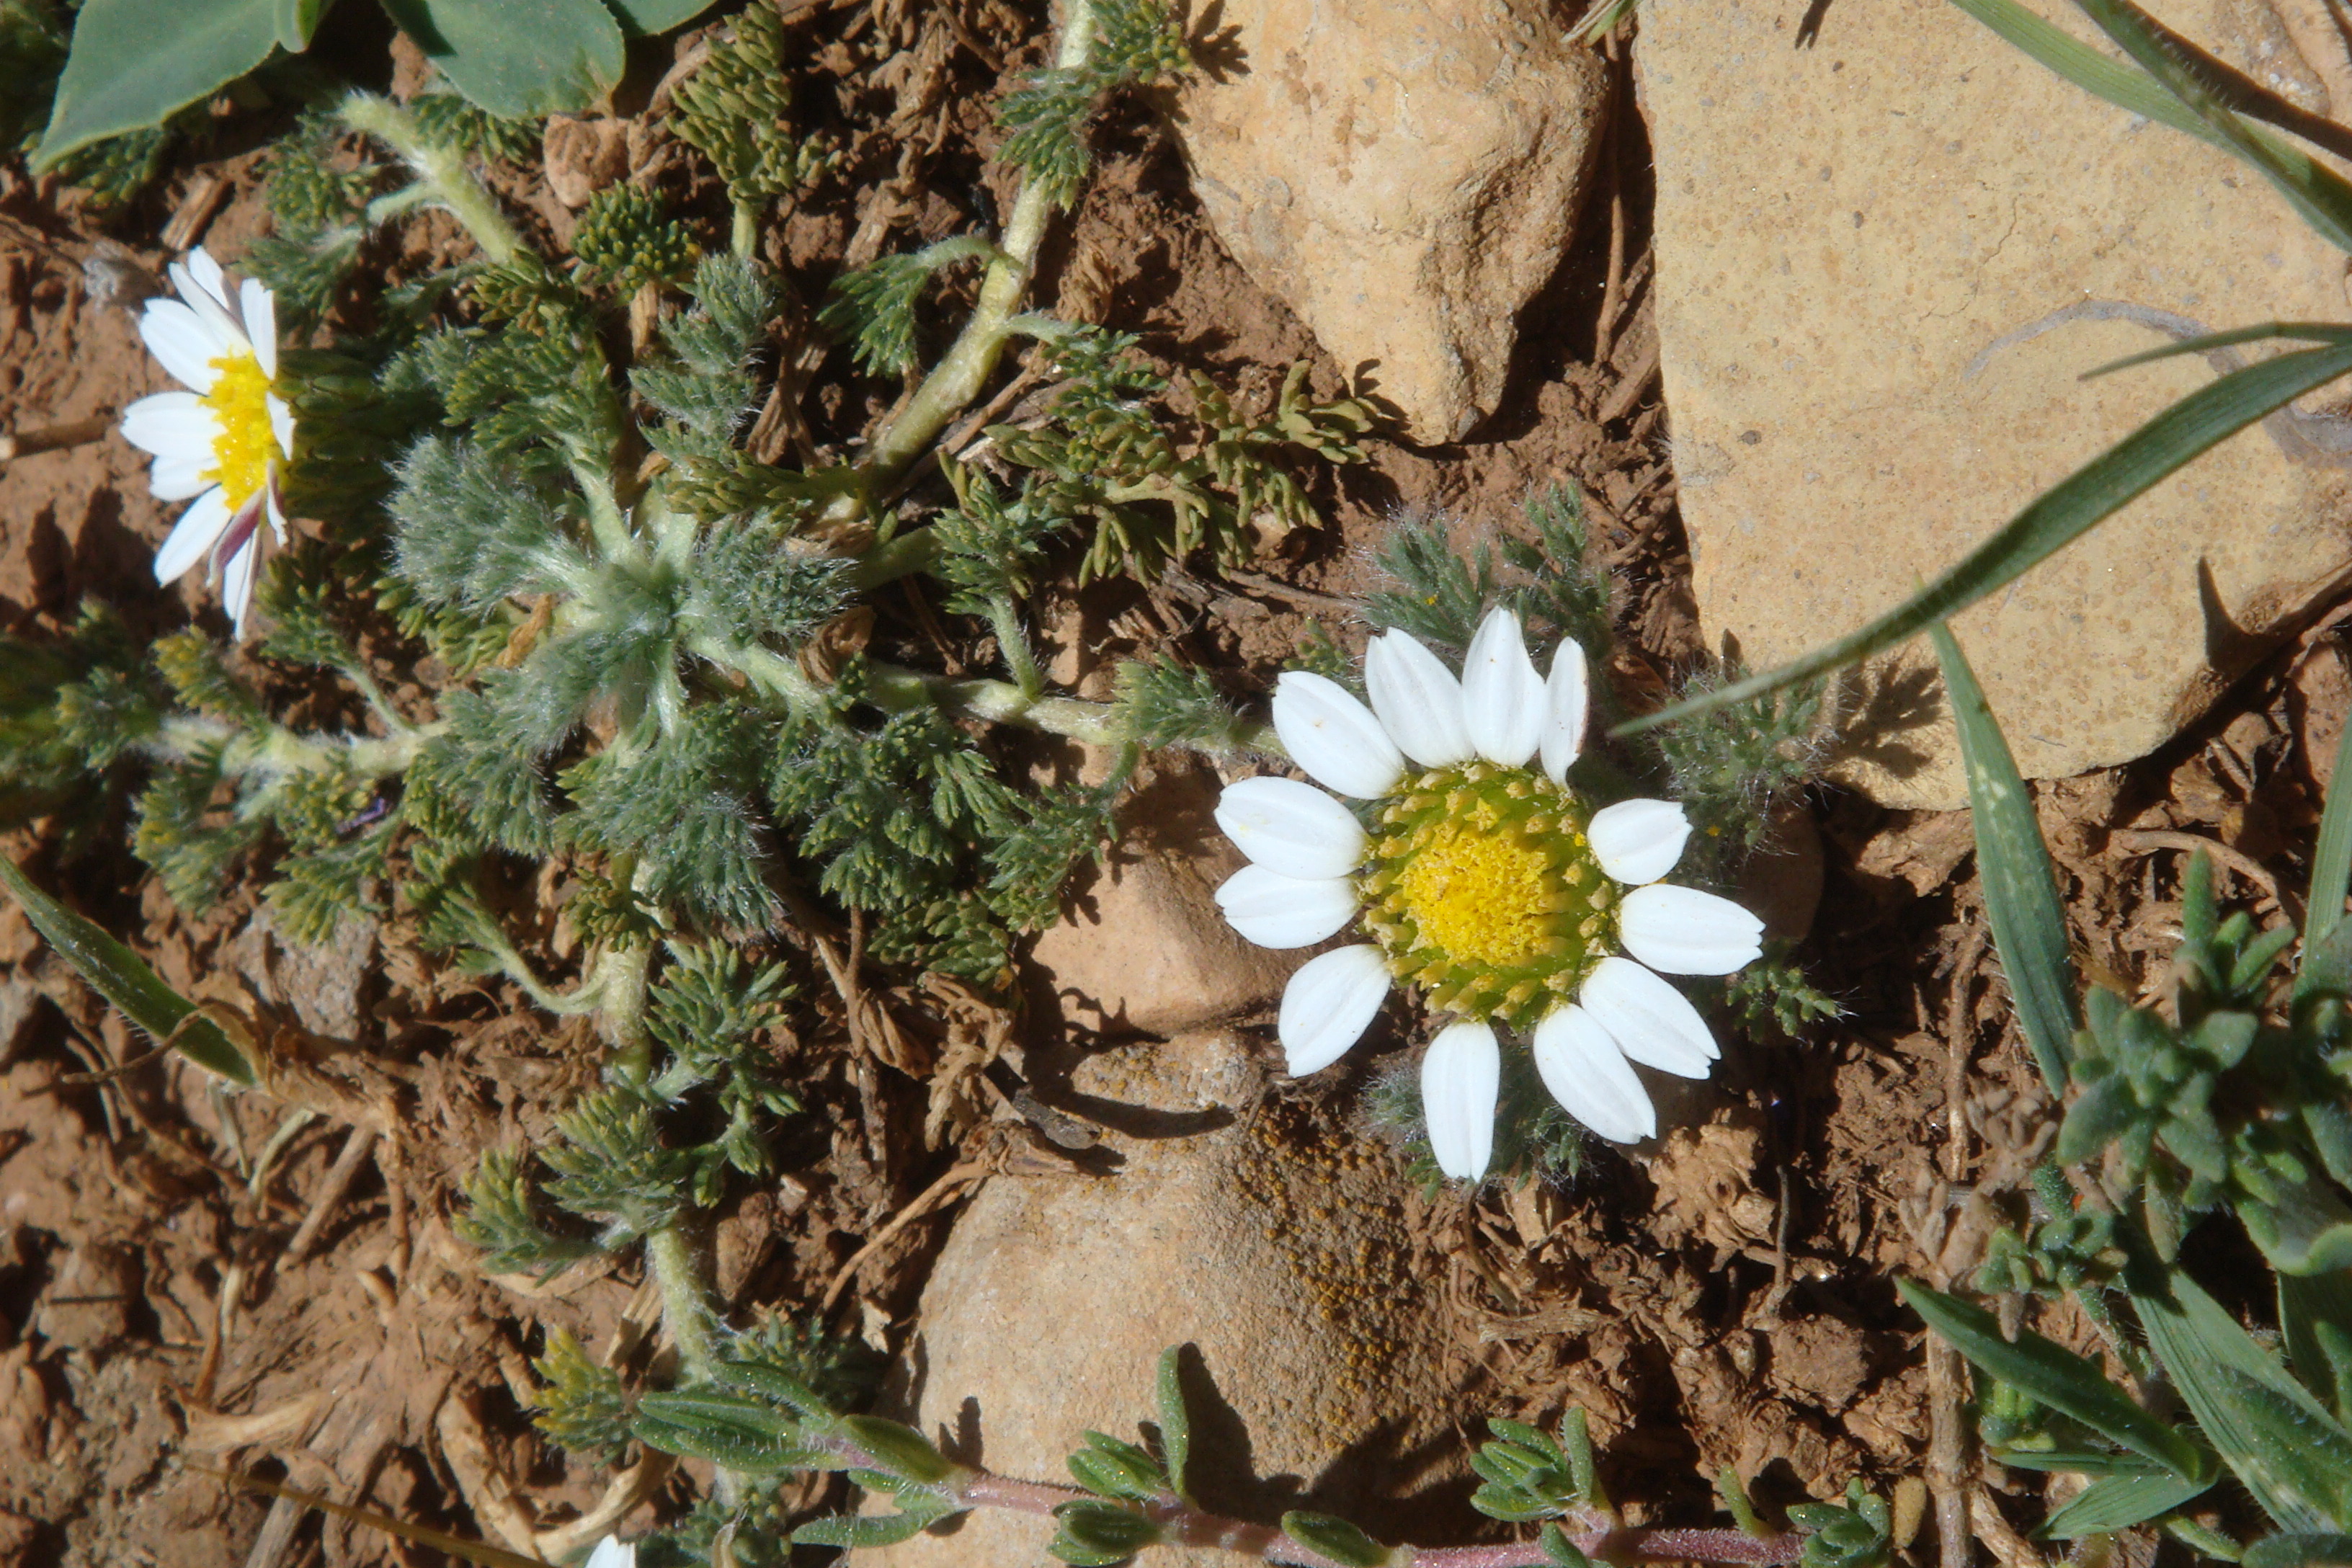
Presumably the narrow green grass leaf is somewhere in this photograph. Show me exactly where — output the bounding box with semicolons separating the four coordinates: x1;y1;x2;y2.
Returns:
1990;1447;2168;1475
2131;1265;2352;1528
2073;0;2352;253
1951;0;2352;249
1932;625;2076;1091
2085;324;2352;378
1899;1280;2214;1482
0;855;254;1086
2039;1469;2214;1537
1617;339;2352;736
2279;1269;2352;1423
2245;1534;2352;1568
2302;702;2352;963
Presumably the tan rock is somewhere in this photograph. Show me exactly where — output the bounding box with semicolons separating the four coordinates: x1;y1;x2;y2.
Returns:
541;116;630;209
1175;0;1611;443
1025;765;1294;1036
858;1032;1474;1567
1642;0;2352;808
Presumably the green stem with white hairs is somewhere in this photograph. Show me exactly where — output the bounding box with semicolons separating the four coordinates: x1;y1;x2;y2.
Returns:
819;0;1098;525
340;92;526;267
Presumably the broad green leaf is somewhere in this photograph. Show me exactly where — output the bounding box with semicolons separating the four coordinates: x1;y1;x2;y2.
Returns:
1952;0;2352;250
1156;1345;1193;1502
273;0;338;50
602;0;719;34
2039;1469;2214;1537
2280;1269;2352;1422
840;1415;953;1484
2245;1534;2352;1568
33;0;279;169
2074;0;2352;254
2130;1265;2352;1528
1899;1280;2213;1482
2303;703;2352;965
379;0;625;117
1933;625;2075;1090
0;856;254;1085
1051;1500;1164;1567
2242;1178;2352;1277
1618;339;2352;736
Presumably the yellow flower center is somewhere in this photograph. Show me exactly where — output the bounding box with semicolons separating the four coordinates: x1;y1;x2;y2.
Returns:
200;352;277;510
1358;762;1618;1028
1394;818;1555;970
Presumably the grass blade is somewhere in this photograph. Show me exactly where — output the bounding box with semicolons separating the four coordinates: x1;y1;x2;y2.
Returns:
1618;339;2352;736
2072;0;2352;253
2039;1469;2214;1537
0;855;254;1086
2088;323;2352;378
1932;625;2076;1091
2130;1264;2352;1528
1899;1280;2214;1482
2302;695;2352;962
1951;0;2352;250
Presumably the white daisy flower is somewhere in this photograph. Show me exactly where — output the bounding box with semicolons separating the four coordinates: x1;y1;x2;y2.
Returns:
117;246;295;639
1212;607;1766;1182
585;1537;636;1568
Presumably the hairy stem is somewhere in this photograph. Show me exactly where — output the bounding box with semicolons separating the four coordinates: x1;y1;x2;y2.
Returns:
821;0;1097;522
339;93;525;267
646;1221;740;1508
925;1462;1804;1568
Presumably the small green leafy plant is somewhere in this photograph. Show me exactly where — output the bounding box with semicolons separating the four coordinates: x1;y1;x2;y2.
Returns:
1902;623;2352;1552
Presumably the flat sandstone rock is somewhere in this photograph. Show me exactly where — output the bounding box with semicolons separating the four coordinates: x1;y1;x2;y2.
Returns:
1642;0;2352;808
1175;0;1610;444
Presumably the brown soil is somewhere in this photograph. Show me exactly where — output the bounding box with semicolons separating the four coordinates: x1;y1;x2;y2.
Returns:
0;6;2337;1567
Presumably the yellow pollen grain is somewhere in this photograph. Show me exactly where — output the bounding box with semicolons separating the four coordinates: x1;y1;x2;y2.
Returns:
200;352;277;510
1394;817;1554;969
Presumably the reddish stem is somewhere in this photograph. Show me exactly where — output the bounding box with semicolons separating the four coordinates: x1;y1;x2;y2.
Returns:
943;1464;1806;1568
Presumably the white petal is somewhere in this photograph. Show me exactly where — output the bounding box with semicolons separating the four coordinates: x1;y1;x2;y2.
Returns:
267;392;295;460
1461;607;1545;766
1213;775;1367;881
1421;1020;1500;1181
1588;798;1693;886
1531;1004;1657;1143
182;246;232;311
153;487;231;584
120;391;219;460
138;299;226;392
264;478;288;542
1214;864;1360;949
1273;671;1404;799
1616;884;1765;976
585;1539;637;1568
1580;956;1717;1076
241;277;277;378
1278;945;1392;1074
1540;639;1590;784
148;451;211;501
1363;630;1472;768
220;530;262;639
170;255;249;352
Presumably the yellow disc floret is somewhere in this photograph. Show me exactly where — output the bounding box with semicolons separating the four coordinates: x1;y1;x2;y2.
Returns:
1394;819;1555;970
1359;761;1617;1028
200;352;277;510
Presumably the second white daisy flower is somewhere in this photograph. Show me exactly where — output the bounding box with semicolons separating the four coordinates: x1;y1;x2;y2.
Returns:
118;246;295;638
1212;607;1765;1182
